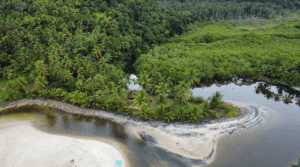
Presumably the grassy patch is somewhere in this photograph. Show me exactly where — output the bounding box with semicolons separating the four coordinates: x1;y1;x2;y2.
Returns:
220;103;241;117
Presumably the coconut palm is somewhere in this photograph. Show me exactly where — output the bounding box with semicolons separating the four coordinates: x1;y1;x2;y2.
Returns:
185;69;200;86
176;107;186;122
202;102;211;118
5;81;17;93
1;66;14;79
137;71;151;90
174;81;192;107
34;76;48;96
155;82;170;95
209;91;223;109
62;69;74;91
111;86;128;112
156;93;168;116
104;82;116;95
94;90;106;108
186;105;203;123
132;90;149;111
141;108;155;121
14;76;28;95
162;111;175;123
75;79;84;91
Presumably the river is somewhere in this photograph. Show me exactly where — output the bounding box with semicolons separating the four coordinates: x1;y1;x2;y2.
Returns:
0;77;300;167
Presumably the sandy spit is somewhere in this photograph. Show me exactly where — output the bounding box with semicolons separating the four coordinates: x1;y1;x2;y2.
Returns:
0;98;266;166
0;121;126;167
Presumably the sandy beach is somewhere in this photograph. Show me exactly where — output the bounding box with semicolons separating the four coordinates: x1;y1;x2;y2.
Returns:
0;121;126;167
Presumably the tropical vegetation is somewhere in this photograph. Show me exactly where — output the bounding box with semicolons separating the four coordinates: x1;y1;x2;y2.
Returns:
1;0;300;122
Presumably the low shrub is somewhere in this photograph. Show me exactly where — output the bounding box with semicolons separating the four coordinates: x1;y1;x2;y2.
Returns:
192;96;204;103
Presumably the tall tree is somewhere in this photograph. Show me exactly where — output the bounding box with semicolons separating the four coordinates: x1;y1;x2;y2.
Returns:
156;93;168;116
174;81;192;107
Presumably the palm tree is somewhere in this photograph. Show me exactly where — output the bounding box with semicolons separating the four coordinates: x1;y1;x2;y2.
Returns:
188;105;203;123
62;70;74;91
185;69;200;86
176;107;186;122
202;102;211;118
163;111;175;123
5;80;17;93
156;93;168;116
111;86;128;112
132;90;149;111
1;66;14;79
62;56;73;69
14;76;28;94
137;71;151;90
35;60;48;77
34;76;48;96
174;81;192;107
209;91;223;109
155;82;170;95
92;45;104;59
151;71;161;85
104;82;116;95
75;79;84;92
95;90;106;108
93;74;106;89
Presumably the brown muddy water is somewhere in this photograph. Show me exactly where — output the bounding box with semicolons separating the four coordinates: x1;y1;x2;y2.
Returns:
1;78;300;167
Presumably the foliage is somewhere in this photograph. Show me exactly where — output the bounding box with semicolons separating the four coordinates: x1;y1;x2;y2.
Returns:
135;19;300;86
209;91;223;109
132;90;149;111
190;96;204;104
185;105;203;123
156;93;168;115
174;81;192;107
140;108;156;121
0;0;258;122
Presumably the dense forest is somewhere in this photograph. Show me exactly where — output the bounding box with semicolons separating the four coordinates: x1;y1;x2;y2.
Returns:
135;20;300;86
0;0;300;122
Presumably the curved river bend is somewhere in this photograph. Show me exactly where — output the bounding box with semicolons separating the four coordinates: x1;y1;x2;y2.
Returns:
1;78;300;167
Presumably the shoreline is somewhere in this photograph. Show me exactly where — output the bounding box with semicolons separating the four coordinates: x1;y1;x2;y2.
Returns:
0;98;266;166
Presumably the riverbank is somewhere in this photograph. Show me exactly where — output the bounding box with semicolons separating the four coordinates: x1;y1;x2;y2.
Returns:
0;98;265;166
0;120;126;167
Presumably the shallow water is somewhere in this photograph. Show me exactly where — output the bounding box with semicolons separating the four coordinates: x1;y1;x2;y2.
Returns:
1;78;300;166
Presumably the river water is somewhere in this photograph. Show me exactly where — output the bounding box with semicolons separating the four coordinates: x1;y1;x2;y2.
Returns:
0;77;300;167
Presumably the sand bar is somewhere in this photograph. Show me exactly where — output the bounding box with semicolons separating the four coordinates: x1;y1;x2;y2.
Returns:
0;121;126;167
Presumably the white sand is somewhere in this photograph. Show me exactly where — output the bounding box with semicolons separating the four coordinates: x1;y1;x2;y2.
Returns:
134;126;215;160
128;101;268;165
0;121;126;167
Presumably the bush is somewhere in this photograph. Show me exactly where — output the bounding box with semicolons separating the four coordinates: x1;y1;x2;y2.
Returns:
192;96;204;103
224;107;231;114
25;88;39;98
209;91;223;109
